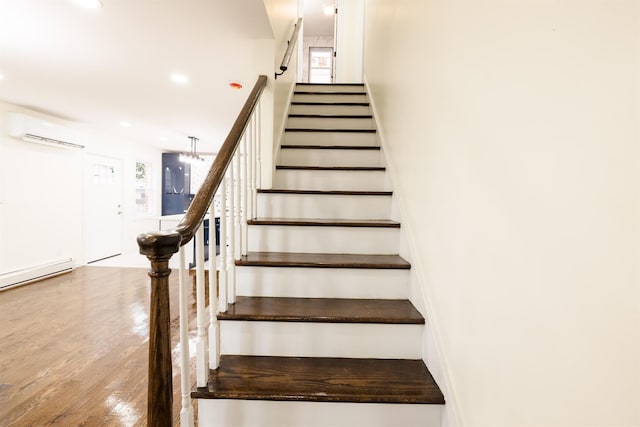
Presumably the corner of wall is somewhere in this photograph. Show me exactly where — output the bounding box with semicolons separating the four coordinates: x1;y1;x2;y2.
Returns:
364;75;463;427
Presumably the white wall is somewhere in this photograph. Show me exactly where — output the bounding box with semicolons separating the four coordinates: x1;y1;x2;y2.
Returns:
0;101;162;274
364;1;640;426
0;104;83;273
263;0;300;182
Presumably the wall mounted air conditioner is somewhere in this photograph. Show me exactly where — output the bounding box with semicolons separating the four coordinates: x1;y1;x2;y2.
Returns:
6;112;85;149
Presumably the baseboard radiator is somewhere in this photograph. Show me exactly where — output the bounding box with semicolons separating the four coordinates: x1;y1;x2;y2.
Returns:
0;258;74;291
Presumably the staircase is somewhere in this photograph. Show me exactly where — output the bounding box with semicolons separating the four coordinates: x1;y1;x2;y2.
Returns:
193;83;445;426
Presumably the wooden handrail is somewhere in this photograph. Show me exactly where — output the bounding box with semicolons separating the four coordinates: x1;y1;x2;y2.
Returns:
176;74;267;244
275;18;302;79
137;74;268;427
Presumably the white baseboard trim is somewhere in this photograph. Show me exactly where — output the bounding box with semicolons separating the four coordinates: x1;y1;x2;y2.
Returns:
0;258;74;291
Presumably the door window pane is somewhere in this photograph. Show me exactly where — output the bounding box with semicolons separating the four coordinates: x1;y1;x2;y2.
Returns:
309;47;333;83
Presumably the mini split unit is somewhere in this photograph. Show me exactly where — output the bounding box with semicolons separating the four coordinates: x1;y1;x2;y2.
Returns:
6;112;85;149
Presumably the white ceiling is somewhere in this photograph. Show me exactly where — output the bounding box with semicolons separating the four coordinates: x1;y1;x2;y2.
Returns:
303;0;335;37
0;0;274;153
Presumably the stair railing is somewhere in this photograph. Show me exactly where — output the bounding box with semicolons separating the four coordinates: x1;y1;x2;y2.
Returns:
137;74;268;427
275;17;302;79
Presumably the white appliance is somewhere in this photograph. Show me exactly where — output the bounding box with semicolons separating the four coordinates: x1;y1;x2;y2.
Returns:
7;112;84;149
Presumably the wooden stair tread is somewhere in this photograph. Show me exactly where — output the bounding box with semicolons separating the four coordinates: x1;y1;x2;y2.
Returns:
296;83;365;86
294;91;366;95
236;252;411;269
276;165;385;171
288;114;373;118
281;144;380;150
248;218;400;228
285;128;376;133
193;355;445;404
219;297;423;324
257;189;392;196
291;101;370;106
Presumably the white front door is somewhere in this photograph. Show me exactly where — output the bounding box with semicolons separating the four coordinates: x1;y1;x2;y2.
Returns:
85;154;123;263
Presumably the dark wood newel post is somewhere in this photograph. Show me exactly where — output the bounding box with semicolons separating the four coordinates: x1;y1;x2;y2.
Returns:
138;231;182;427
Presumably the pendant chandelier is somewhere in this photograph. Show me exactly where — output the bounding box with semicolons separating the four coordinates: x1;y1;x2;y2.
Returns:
179;136;205;164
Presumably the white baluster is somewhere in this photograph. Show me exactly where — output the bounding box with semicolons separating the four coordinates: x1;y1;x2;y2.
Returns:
233;151;241;264
195;225;208;387
178;247;194;427
218;174;228;313
208;199;220;370
255;101;262;211
250;113;257;219
241;135;248;256
227;162;236;305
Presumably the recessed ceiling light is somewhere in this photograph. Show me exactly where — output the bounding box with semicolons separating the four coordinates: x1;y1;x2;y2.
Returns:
74;0;103;9
171;74;189;85
120;121;131;127
0;73;4;80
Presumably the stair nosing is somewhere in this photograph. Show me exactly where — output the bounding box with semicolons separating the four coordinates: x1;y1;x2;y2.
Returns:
291;101;370;106
247;218;400;228
285;128;376;133
296;83;365;86
280;145;380;150
257;189;393;196
288;114;373;119
192;355;445;405
294;91;367;95
236;252;411;269
276;165;385;171
218;297;424;324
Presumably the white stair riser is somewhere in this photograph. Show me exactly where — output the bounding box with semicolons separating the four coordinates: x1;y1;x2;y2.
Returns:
275;169;387;191
220;321;423;358
287;117;374;129
296;85;366;93
279;148;383;167
236;267;409;299
247;225;399;254
256;193;391;220
284;131;377;146
293;93;368;103
290;104;371;115
199;400;442;427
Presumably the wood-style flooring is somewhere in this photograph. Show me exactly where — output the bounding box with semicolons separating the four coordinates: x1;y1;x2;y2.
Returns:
0;266;194;426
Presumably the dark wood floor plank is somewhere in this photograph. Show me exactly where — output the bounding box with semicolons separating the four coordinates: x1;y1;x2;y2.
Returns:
0;266;195;426
248;218;400;228
236;252;411;269
218;297;424;324
193;355;444;404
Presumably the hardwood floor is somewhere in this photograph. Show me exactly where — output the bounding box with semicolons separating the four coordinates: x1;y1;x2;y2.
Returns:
0;266;195;426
